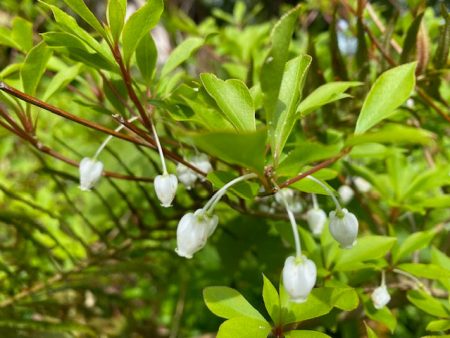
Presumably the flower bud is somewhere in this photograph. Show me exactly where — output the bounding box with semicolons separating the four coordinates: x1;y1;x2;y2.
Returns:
154;174;178;207
371;285;391;309
354;177;371;193
79;157;103;191
306;208;327;236
338;185;354;204
282;255;317;303
175;209;218;259
328;208;358;248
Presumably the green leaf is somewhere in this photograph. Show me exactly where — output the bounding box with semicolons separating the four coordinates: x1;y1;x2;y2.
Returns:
217;317;271;338
392;229;437;264
431;246;450;271
136;33;157;85
407;290;450;317
62;0;107;38
41;3;115;66
297;81;361;117
12;17;33;52
355;62;417;134
396;263;450;280
192;130;266;173
280;287;358;325
201;73;255;132
122;0;164;64
261;5;300;115
161;37;204;77
426;319;450;332
43;63;83;101
42;32;116;71
400;12;425;64
208;171;259;200
262;274;280;325
21;42;52;96
346;124;434;146
364;298;397;333
285;331;331;338
107;0;127;42
334;236;396;271
365;323;379;338
277;142;341;176
290;172;337;195
0;27;20;49
203;286;266;320
269;54;311;162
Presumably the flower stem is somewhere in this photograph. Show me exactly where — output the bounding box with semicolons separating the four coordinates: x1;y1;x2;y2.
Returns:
278;191;302;259
150;120;168;174
393;268;429;292
203;173;258;213
93;116;139;160
381;270;386;287
311;193;318;209
307;175;342;211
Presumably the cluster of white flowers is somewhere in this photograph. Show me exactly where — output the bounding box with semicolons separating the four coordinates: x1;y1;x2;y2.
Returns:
176;153;213;189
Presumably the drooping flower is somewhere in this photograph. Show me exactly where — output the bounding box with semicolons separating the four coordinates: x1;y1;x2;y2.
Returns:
282;255;317;303
354;177;372;193
306;208;327;236
192;153;213;181
371;284;391;309
154;173;178;207
328;208;359;248
176;153;213;189
338;185;354;204
79;157;103;191
275;189;303;213
175;209;218;259
176;163;198;189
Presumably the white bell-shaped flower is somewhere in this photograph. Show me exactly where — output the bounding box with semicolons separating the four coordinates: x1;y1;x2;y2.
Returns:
338;185;354;204
176;163;198;189
354;177;371;193
306;208;327;236
371;284;391;309
329;208;358;248
79;157;103;191
154;173;178;207
282;255;317;303
175;209;218;259
275;189;303;213
192;153;213;181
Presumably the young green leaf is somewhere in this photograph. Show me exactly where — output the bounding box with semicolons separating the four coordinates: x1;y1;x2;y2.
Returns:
297;81;361;117
392;229;437;264
201;73;255;132
217;317;271;338
396;263;450;280
122;0;164;65
407;289;450;317
365;323;379;338
426;319;450;332
136;33;157;85
12;17;33;52
334;236;396;271
107;0;127;42
192;130;266;173
43;63;83;101
260;5;301;115
269;54;311;162
355;62;417;134
21;42;52;96
161;37;204;77
262;274;280;325
364;298;397;333
203;286;266;320
62;0;107;39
